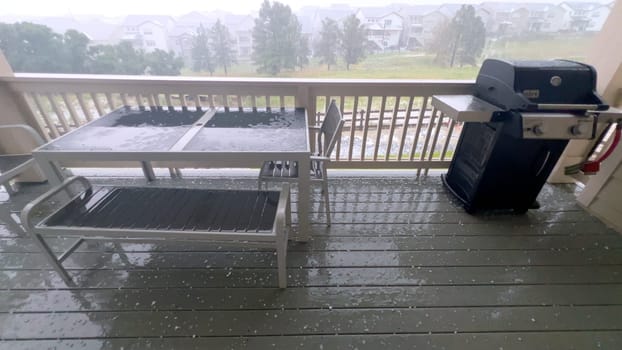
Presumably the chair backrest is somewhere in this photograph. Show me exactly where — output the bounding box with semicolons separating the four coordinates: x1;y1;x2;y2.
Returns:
0;124;45;155
318;100;344;157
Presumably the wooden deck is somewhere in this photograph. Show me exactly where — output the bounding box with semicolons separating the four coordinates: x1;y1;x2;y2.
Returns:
1;174;622;349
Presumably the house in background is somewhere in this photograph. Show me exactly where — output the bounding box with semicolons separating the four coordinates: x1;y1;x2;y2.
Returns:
560;2;615;32
301;4;356;52
355;7;403;52
108;15;175;53
170;11;255;67
524;4;568;33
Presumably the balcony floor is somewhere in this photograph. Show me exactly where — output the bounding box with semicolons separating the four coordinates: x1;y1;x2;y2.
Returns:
1;174;622;349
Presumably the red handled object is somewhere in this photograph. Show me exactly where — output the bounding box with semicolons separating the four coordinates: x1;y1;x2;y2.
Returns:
565;123;622;176
580;125;622;174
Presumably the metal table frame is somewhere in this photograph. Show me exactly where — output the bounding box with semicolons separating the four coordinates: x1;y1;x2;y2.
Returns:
32;107;312;240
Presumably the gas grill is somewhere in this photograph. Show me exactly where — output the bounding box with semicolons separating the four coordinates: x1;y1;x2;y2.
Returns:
432;59;622;213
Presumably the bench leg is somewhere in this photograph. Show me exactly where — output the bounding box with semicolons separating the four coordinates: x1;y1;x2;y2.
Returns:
322;176;331;227
2;182;16;197
276;240;287;289
32;233;74;286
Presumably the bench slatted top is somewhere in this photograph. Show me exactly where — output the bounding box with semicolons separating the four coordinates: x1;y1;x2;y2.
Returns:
42;187;281;233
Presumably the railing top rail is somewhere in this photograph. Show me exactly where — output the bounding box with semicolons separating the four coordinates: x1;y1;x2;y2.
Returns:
4;72;474;85
2;73;475;96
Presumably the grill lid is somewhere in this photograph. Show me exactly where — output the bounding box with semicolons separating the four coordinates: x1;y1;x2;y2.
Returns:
474;59;608;112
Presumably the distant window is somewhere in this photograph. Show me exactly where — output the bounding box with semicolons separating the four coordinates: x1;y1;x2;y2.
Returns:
143;30;153;35
384;19;392;26
146;40;156;47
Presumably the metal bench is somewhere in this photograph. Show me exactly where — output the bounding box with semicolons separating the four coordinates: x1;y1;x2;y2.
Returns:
21;176;291;288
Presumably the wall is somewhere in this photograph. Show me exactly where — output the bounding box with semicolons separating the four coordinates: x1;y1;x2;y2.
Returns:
0;52;47;181
574;0;622;233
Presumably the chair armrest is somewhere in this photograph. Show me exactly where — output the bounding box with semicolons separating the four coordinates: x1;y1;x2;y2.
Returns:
20;176;92;233
310;155;331;162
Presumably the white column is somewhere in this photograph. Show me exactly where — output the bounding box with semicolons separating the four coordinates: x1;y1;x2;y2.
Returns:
548;2;622;183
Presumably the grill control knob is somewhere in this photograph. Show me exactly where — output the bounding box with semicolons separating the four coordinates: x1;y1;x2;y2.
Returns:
532;125;545;136
570;123;592;136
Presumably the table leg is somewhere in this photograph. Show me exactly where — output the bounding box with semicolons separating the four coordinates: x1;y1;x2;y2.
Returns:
141;161;156;182
296;158;311;241
34;158;65;186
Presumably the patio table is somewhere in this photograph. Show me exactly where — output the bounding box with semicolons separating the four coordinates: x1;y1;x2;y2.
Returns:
32;106;312;240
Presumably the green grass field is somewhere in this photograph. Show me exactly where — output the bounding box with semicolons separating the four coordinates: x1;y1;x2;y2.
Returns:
184;34;596;80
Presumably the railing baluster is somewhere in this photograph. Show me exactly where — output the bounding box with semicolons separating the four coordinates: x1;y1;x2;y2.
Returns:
397;96;415;161
348;96;359;161
208;95;215;108
237;95;243;109
409;96;429;161
105;93;115;110
121;93;131;107
90;93;104;116
76;93;94;122
279;95;285;109
195;94;201;109
46;93;71;134
360;97;373;160
384;96;401;161
22;93;51;141
417;107;438;177
251;95;257;109
425;111;445;176
165;94;173;108
373;96;387;161
61;93;81;127
149;94;160;108
441;119;457;160
265;95;270;109
33;94;60;138
178;93;187;108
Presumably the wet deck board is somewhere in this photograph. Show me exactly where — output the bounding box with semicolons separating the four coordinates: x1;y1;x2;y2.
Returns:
0;175;621;349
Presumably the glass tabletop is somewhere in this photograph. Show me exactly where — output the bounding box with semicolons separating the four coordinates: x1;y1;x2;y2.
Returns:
37;106;308;154
38;106;207;152
183;108;308;152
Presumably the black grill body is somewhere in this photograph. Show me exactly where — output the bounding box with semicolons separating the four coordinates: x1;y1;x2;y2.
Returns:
443;59;603;214
443;113;568;213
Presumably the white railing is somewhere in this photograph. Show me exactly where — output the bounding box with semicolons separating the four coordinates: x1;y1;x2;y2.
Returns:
2;73;474;171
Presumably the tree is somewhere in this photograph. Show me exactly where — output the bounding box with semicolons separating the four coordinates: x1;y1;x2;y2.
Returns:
0;22;66;73
314;18;341;71
295;35;310;71
252;0;302;75
144;49;183;75
191;24;215;75
427;5;486;67
87;41;144;75
210;20;237;76
62;29;90;73
341;15;367;70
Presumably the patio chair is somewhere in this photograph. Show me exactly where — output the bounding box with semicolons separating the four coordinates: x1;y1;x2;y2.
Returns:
258;100;344;226
0;124;45;196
